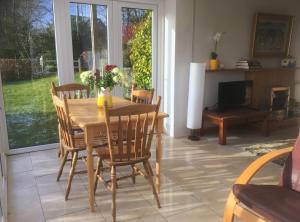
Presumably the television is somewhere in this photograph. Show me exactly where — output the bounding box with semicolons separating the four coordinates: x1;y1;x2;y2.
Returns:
218;80;253;112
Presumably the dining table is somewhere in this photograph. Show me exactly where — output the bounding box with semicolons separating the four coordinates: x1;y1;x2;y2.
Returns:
67;96;169;211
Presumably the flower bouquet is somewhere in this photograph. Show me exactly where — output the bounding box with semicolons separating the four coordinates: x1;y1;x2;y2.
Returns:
80;64;129;108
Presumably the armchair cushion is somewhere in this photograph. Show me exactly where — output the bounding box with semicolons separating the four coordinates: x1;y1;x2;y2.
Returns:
281;134;300;192
233;184;300;222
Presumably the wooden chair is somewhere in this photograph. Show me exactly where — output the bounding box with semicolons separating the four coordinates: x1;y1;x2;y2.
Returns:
52;95;106;200
131;84;154;104
94;96;162;222
51;82;90;99
224;133;300;222
51;82;90;158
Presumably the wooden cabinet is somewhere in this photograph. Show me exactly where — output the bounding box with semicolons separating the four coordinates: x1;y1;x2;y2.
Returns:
245;68;296;109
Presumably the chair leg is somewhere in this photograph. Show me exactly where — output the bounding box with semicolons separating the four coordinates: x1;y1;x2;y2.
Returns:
148;162;154;176
58;149;61;158
65;151;78;200
111;166;117;222
57;150;69;181
143;160;161;208
94;157;102;195
58;125;63;159
131;164;136;184
70;152;75;167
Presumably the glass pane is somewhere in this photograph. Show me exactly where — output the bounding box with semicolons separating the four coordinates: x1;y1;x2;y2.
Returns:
122;7;153;90
70;3;108;82
0;0;58;149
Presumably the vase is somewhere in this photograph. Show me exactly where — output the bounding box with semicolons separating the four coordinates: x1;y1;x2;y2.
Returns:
97;88;113;108
209;59;219;70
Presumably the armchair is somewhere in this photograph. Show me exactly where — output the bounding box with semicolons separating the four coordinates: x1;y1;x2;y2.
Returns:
224;134;300;222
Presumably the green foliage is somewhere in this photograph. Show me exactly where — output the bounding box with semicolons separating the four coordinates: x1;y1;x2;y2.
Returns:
98;72;117;91
129;12;152;90
210;51;218;60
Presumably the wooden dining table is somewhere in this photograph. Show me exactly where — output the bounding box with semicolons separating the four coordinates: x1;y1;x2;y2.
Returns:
67;96;169;211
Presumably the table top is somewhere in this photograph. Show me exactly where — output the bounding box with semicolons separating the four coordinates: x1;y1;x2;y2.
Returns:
203;108;270;120
68;97;169;128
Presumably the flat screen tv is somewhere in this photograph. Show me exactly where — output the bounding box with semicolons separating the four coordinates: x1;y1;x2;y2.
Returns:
218;80;253;112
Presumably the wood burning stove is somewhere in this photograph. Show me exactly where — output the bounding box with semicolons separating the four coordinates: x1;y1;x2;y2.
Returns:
270;87;290;120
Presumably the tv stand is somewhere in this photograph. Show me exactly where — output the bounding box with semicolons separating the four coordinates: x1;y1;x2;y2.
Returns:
202;108;270;145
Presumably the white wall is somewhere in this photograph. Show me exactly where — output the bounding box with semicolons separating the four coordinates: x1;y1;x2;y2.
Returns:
163;0;300;137
193;0;300;107
163;0;176;135
163;0;194;137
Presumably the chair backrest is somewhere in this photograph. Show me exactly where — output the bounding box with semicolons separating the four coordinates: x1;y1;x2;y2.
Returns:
51;82;90;99
52;95;74;148
131;84;154;104
281;133;300;192
104;96;161;164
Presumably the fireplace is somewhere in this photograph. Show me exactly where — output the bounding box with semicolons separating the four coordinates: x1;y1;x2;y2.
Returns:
270;87;290;120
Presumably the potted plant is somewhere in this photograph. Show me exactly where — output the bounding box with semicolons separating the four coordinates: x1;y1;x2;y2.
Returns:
210;32;224;70
80;65;129;108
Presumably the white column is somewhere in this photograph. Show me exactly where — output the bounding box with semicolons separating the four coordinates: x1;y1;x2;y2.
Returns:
163;0;195;137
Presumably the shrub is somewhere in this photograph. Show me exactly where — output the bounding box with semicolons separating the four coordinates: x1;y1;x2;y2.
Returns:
129;12;152;90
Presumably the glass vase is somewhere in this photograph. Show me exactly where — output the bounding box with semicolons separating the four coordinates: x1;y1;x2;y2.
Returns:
97;88;113;108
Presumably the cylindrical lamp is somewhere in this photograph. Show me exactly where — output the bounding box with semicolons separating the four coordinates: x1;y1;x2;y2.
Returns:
187;63;206;140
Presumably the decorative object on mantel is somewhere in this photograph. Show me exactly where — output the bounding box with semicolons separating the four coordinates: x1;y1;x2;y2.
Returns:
210;32;225;70
235;58;262;70
80;65;129;108
187;63;206;140
251;13;294;57
281;55;296;68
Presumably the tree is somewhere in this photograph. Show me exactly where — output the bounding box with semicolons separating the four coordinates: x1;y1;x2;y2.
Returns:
0;0;54;60
129;11;152;90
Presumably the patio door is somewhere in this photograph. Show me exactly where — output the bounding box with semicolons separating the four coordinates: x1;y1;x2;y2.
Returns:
0;0;60;154
0;0;158;153
53;0;158;91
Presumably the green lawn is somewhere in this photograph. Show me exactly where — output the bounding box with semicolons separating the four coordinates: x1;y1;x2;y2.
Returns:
3;73;84;149
3;74;59;149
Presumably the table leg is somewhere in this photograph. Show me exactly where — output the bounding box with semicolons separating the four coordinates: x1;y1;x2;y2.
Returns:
219;120;227;145
155;118;163;193
200;117;205;136
85;127;96;212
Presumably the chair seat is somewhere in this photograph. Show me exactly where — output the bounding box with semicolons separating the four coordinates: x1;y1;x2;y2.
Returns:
63;133;108;151
96;147;150;166
233;184;300;222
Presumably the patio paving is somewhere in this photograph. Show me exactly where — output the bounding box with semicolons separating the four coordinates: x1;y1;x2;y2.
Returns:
7;126;298;222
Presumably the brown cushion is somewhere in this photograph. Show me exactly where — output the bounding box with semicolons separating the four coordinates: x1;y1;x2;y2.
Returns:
281;133;300;192
233;184;300;222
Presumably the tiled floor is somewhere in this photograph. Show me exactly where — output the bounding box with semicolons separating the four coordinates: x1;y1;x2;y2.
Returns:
7;127;299;222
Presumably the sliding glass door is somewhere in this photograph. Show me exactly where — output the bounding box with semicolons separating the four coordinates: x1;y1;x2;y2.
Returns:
0;0;59;152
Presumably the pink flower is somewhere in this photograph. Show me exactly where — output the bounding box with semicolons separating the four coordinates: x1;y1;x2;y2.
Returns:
104;64;117;72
